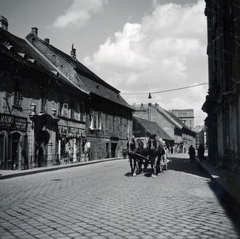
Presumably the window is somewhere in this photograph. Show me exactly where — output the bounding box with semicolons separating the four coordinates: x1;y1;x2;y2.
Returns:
109;115;113;132
113;116;116;132
98;112;102;130
89;113;97;130
40;91;47;113
79;101;85;121
57;102;61;116
93;114;97;129
105;114;109;131
62;103;68;117
119;117;123;132
69;100;74;119
13;82;22;106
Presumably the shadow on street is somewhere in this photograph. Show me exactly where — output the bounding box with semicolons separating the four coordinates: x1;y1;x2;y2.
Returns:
169;155;240;236
168;155;209;178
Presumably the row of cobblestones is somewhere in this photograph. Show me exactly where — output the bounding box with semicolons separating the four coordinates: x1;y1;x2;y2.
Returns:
0;155;239;238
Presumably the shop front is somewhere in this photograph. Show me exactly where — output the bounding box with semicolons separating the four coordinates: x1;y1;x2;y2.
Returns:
29;113;59;168
0;113;28;170
58;125;85;164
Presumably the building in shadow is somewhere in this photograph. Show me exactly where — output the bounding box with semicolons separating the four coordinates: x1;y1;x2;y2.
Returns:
202;1;240;172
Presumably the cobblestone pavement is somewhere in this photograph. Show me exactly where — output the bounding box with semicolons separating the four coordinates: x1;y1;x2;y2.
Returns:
0;154;240;239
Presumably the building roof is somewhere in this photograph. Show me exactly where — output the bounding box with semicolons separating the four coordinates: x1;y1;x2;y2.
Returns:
25;30;133;110
0;28;83;92
133;116;174;141
1;23;133;111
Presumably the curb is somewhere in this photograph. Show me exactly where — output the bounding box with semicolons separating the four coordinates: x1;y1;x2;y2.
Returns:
0;158;121;180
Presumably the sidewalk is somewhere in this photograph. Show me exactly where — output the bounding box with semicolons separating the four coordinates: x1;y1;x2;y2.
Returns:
195;156;240;206
0;157;119;180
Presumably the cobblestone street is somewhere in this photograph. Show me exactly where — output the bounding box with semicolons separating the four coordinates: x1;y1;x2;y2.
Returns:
0;154;240;239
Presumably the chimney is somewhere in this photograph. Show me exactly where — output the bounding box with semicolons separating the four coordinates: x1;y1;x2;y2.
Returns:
0;16;8;31
31;27;38;37
70;44;76;59
44;38;50;43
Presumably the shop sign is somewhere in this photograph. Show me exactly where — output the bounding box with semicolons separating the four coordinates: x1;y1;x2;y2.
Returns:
0;113;28;131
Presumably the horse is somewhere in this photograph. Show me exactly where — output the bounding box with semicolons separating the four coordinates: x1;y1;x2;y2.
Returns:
126;136;138;176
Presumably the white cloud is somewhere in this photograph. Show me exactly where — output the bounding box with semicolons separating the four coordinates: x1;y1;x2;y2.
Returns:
83;0;208;126
53;0;108;28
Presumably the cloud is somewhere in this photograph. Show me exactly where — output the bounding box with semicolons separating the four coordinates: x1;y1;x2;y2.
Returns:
53;0;108;28
83;0;208;126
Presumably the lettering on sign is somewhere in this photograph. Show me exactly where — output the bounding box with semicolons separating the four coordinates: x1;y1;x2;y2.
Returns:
0;113;28;131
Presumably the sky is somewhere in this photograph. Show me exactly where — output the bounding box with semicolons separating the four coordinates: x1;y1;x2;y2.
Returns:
1;0;208;127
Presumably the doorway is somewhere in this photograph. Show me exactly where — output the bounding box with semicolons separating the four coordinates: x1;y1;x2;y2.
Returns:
35;130;50;167
111;143;117;158
10;132;21;170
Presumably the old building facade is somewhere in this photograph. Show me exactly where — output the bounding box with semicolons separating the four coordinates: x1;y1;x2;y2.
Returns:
202;1;240;171
132;103;195;153
0;16;133;170
170;109;194;130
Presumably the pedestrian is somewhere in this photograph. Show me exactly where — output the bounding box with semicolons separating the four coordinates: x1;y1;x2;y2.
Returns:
21;148;28;169
84;139;91;161
126;135;137;176
155;137;164;175
197;144;205;162
163;145;170;170
136;139;144;174
188;145;196;163
122;146;127;159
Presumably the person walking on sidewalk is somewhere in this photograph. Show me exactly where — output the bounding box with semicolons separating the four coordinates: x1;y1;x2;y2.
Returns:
188;145;196;163
197;144;205;162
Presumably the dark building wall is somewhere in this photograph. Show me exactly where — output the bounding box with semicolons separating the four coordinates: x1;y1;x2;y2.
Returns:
203;0;240;171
